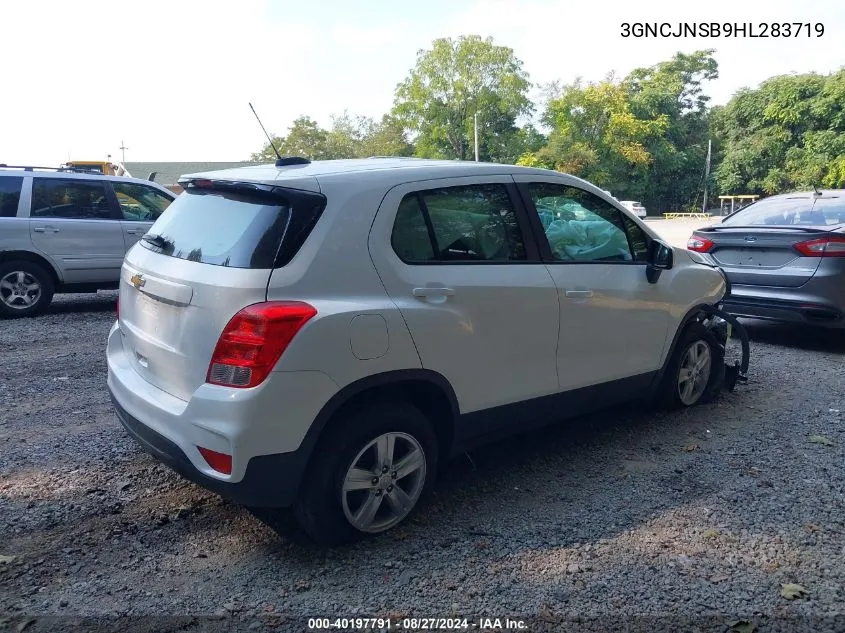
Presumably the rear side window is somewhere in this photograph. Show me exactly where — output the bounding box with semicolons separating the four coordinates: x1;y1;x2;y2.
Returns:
140;187;323;269
0;177;23;217
31;178;113;220
391;184;526;262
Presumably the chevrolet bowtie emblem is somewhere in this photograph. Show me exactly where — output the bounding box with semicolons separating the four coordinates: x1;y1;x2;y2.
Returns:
130;273;146;289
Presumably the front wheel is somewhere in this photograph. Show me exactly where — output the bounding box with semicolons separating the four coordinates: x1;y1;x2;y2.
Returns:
656;322;724;409
293;401;438;546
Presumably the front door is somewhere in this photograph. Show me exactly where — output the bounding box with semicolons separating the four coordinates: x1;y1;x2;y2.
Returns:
110;181;174;252
514;176;671;391
29;177;125;285
369;176;560;417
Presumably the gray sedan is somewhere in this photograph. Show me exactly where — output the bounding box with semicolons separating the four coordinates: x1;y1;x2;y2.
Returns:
687;190;845;328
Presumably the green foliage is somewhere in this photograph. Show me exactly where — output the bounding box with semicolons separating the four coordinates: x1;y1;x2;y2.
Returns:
392;35;533;161
714;69;845;193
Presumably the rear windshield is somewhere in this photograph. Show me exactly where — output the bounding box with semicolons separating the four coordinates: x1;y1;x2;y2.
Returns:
139;189;291;268
0;177;23;217
723;196;844;227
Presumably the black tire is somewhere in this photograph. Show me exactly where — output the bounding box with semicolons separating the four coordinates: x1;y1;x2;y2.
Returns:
0;260;55;318
292;401;438;546
655;321;724;409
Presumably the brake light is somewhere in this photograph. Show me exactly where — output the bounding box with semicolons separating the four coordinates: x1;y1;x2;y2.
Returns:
793;236;845;257
206;301;317;388
197;446;232;475
687;234;714;253
116;296;120;319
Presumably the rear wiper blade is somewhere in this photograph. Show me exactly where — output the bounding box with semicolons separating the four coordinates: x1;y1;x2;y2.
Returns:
141;233;172;248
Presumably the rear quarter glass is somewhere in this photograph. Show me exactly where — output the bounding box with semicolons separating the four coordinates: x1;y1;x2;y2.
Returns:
138;187;323;269
0;176;24;217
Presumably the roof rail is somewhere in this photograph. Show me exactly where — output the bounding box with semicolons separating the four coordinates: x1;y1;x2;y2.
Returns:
0;164;102;174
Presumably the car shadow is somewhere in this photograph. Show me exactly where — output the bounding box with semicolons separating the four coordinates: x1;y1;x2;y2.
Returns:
741;318;845;353
46;293;117;315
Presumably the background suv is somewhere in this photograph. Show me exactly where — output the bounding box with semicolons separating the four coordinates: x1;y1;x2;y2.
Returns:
619;200;647;218
0;167;175;317
107;158;733;545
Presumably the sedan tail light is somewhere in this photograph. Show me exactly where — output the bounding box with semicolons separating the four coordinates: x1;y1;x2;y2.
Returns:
793;236;845;257
687;234;714;253
207;301;317;388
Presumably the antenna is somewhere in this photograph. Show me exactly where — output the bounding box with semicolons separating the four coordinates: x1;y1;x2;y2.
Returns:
813;184;822;196
249;102;283;163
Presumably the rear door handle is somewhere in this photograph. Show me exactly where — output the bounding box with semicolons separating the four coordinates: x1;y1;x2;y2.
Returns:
32;226;59;233
565;290;593;298
125;229;142;235
413;287;456;298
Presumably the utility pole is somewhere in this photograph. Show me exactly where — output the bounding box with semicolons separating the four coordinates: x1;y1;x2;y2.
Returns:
119;140;129;164
474;113;479;162
702;138;712;214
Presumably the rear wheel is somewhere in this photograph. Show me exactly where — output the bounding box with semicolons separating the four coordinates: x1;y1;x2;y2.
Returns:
656;321;723;408
292;401;437;546
0;260;55;318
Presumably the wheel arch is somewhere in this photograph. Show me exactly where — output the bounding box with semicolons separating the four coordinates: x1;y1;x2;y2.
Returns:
297;369;460;480
653;303;718;388
0;250;62;286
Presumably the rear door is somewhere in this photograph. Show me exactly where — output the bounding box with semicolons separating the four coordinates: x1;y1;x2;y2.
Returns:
29;177;125;284
368;176;560;416
699;196;829;287
110;181;175;251
117;182;321;401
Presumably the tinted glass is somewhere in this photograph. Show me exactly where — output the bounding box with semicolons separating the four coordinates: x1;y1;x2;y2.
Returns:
31;179;112;220
810;198;845;226
621;215;650;261
0;177;23;218
391;195;436;262
419;184;525;261
140;189;290;269
114;182;173;221
527;183;633;262
722;196;823;226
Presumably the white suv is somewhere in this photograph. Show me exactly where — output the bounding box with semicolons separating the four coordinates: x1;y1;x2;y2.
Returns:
107;158;748;544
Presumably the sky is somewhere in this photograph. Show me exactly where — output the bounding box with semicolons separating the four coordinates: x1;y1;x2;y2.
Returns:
2;0;844;165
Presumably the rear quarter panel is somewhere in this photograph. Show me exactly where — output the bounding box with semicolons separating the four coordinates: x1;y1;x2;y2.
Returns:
265;173;423;387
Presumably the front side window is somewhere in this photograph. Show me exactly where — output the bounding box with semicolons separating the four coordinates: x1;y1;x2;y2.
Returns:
31;179;112;220
113;182;173;221
391;184;525;262
526;183;634;262
0;177;23;218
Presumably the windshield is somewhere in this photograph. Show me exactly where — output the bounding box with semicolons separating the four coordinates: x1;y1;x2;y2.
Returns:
721;195;844;227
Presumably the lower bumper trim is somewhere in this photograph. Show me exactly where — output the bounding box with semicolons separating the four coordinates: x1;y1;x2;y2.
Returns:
111;393;306;508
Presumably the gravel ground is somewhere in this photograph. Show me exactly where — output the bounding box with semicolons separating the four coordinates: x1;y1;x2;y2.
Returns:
2;291;845;632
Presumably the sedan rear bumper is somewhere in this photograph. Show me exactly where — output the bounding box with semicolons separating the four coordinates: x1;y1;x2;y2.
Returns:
721;294;844;328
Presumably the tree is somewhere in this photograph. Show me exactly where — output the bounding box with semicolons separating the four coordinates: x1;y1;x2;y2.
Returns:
393;35;532;161
249;115;329;161
714;70;845;194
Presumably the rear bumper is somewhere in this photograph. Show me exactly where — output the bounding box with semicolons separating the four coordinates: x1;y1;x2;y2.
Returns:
721;293;845;328
112;394;305;507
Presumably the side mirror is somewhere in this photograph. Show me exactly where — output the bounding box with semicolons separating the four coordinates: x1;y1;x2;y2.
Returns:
646;240;674;284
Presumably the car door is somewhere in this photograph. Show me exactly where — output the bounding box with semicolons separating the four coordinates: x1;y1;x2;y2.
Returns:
29;177;125;284
110;181;174;252
514;176;671;392
368;175;560;421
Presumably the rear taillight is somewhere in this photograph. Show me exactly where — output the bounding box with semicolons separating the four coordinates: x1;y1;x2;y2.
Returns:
793;236;845;257
116;296;120;319
197;446;232;475
206;301;317;388
687;234;714;253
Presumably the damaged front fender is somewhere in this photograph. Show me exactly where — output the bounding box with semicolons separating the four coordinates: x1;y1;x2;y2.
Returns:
699;304;750;392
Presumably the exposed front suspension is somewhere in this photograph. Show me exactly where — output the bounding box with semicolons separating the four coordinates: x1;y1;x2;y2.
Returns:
699;304;750;392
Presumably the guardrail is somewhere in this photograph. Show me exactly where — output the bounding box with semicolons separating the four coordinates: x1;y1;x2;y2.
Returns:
662;212;712;220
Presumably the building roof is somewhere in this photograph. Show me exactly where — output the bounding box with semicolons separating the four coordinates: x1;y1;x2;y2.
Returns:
123;162;262;185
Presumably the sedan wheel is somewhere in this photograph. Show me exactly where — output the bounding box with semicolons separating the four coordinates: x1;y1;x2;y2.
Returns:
341;432;427;533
